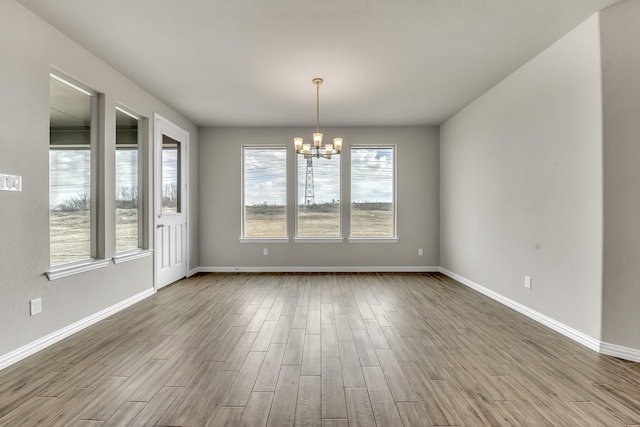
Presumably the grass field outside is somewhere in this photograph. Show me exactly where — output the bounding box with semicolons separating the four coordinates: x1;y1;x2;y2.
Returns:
50;208;138;266
244;202;393;238
51;202;393;265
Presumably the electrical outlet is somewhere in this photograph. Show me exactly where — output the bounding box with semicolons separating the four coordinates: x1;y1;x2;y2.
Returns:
263;248;268;256
524;275;532;289
418;248;423;256
30;298;42;316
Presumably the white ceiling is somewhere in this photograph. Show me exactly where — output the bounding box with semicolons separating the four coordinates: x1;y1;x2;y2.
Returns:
19;0;622;127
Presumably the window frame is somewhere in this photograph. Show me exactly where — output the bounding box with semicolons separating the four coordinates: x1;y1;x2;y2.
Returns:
161;135;183;215
114;105;143;256
294;150;343;243
240;145;290;243
348;144;398;243
47;71;108;280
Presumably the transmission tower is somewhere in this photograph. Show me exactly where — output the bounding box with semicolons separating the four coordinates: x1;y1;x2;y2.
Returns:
304;157;315;206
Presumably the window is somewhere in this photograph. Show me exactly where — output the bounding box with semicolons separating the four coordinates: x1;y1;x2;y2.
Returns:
115;107;140;253
350;146;396;238
296;154;340;238
242;147;287;238
162;135;181;214
49;74;95;266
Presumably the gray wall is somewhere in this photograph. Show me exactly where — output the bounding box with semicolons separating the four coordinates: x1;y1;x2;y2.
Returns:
199;126;439;269
439;15;604;339
0;1;198;356
4;0;638;364
601;0;640;349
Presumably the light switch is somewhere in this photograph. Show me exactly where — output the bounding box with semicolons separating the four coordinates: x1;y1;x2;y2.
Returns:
0;174;22;192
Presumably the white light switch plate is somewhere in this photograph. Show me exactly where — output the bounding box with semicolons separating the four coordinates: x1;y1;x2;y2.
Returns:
0;173;22;191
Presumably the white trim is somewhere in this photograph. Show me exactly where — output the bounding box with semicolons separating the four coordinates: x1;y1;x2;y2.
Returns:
0;288;155;371
349;144;398;241
115;105;140;120
239;237;291;244
438;267;601;352
8;267;640;371
46;259;110;281
112;249;153;264
600;342;640;363
294;238;344;244
241;145;288;241
294;150;344;240
348;238;399;244
49;72;93;96
196;266;439;273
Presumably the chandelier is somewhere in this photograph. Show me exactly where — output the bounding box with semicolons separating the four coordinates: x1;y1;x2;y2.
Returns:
294;78;342;159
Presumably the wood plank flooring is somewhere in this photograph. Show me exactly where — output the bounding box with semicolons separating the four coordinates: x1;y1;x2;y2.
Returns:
1;272;640;426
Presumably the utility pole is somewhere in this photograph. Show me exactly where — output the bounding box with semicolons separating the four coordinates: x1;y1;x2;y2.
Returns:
304;157;315;206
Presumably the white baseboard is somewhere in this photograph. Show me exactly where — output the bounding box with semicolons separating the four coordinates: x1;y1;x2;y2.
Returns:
0;288;156;371
4;269;640;371
195;266;440;273
438;267;602;353
600;342;640;363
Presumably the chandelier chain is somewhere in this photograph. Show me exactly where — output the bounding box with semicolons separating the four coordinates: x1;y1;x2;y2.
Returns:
316;80;320;134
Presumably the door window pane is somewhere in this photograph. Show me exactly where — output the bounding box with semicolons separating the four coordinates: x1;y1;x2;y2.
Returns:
49;75;93;266
162;135;180;214
243;147;287;238
297;154;340;237
350;147;395;238
115;108;139;252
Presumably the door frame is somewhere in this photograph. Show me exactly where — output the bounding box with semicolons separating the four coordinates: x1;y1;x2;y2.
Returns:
153;113;189;290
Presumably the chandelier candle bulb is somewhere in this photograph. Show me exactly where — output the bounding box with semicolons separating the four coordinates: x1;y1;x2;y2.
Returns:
303;144;311;156
325;144;333;155
294;137;303;152
313;133;322;148
334;138;342;152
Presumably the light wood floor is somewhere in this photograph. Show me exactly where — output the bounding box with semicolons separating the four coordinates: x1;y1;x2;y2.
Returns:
1;273;640;426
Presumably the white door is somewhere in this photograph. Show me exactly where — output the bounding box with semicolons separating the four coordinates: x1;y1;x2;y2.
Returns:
155;114;188;289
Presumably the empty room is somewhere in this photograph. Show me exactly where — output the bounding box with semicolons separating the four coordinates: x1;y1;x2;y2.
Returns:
1;0;640;425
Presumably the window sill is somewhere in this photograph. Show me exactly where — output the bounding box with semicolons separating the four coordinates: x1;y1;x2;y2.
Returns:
112;249;153;264
294;238;344;244
46;259;110;281
348;238;399;244
239;237;291;243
